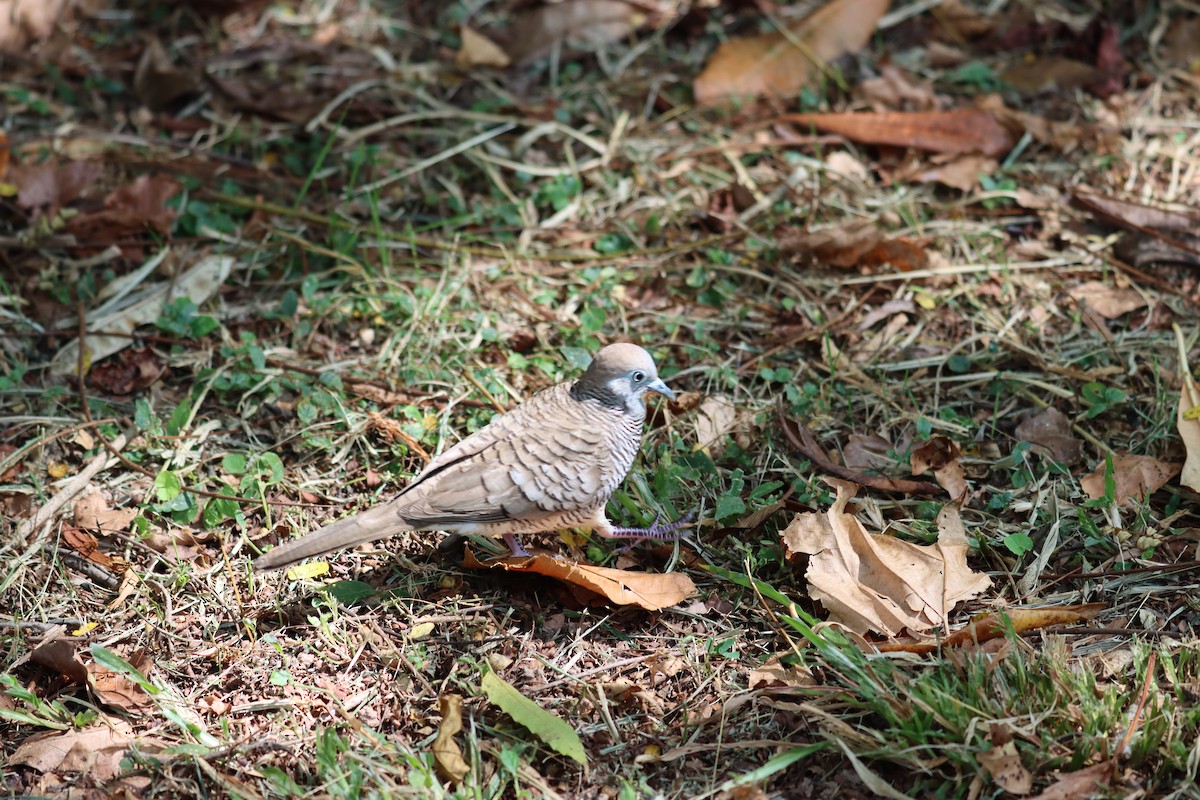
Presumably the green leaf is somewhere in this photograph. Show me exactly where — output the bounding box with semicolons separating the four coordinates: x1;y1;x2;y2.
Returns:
254;453;285;484
165;399;191;436
90;645;159;696
153;470;182;502
480;670;586;765
221;453;247;475
326;580;377;606
1003;532;1034;557
715;492;745;523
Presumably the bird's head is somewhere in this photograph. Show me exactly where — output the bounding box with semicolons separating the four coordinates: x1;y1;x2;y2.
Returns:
573;342;674;415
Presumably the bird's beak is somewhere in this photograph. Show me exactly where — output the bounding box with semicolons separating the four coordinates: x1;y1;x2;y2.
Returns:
647;378;675;401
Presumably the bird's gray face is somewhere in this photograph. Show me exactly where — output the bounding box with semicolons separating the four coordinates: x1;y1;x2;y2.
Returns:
574;343;674;415
604;365;674;415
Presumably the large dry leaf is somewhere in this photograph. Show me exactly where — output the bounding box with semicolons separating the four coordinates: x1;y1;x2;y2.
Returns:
1079;454;1180;506
1028;763;1111;800
1015;407;1083;466
8;720;162;782
432;694;470;783
51;254;233;376
694;0;891;105
693;395;738;456
0;0;70;53
785;109;1011;156
72;491;138;534
780;479;991;637
462;550;695;611
1067;281;1147;320
1178;342;1200;493
907;153;998;191
506;0;643;65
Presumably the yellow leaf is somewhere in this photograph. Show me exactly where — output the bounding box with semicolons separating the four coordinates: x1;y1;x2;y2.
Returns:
410;622;434;640
72;622;99;636
48;461;70;479
286;561;330;581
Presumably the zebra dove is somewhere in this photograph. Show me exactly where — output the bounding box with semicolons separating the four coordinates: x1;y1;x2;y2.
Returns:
253;343;688;571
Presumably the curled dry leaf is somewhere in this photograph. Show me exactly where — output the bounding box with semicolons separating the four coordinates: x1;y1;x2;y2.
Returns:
462;549;695;611
693;0;890;105
906;153;998;191
747;654;814;690
693;395;738;456
783;109;1012;157
1027;762;1111;800
1079;454;1180;506
432;694;470;783
910;436;968;503
978;741;1033;795
780;479;991;638
873;604;1105;655
72;492;138;534
1014;407;1083;466
455;25;510;70
842;433;895;472
506;0;644;65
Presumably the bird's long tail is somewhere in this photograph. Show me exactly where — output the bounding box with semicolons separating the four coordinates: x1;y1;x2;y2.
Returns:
253;504;412;571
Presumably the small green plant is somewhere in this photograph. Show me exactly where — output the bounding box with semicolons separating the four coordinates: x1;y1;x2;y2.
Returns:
0;674;96;730
1080;381;1127;418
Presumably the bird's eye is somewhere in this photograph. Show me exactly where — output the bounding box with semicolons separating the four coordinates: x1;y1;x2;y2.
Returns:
632;371;646;382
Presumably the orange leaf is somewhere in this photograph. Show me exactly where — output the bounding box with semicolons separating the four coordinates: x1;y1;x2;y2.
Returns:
462;550;695;611
694;0;891;105
874;605;1106;654
784;109;1012;156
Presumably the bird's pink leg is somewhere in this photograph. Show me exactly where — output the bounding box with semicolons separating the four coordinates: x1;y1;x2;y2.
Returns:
605;511;695;551
503;533;531;558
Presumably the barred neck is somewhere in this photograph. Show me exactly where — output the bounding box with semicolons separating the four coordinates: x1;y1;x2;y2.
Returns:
570;379;642;417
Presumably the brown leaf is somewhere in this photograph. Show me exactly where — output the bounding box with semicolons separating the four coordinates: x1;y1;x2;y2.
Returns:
1163;16;1200;70
462;550;695;611
857;64;940;110
72;492;138;535
1028;762;1111;800
432;694;470;783
1014;407;1083;466
747;654;814;690
780;479;991;637
66;174;182;241
1079;454;1181;506
60;526;123;571
8;720;162;783
978;740;1033;795
88;651;155;715
30;638;89;686
1001;56;1097;94
455;25;511;69
908;153;998;191
88;347;165;396
783;109;1012;157
777;222;881;268
776;403;940;495
693;0;891;105
506;0;644;65
910;436;968;503
1067;281;1147;320
8;160;102;213
842;433;895;472
1178;359;1200;493
134;38;200;109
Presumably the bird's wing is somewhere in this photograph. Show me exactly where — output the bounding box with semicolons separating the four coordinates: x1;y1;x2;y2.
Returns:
393;383;617;527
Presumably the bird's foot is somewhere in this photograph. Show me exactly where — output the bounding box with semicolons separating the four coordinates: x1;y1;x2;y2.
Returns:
606;511;695;552
502;533;532;558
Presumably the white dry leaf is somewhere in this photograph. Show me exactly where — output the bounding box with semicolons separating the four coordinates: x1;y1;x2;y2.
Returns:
692;395;738;456
780;478;991;638
0;0;70;53
1068;280;1148;320
51;254;233;375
